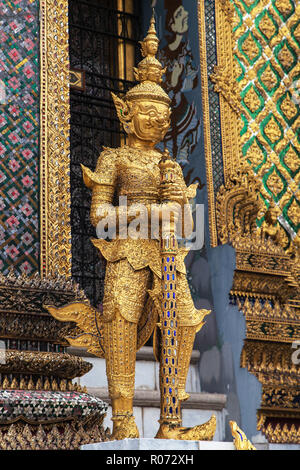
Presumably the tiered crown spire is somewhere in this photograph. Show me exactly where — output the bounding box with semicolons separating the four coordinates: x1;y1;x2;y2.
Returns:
133;11;166;86
113;11;171;107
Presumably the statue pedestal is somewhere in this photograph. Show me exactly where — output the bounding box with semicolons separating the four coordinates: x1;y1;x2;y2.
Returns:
81;438;235;451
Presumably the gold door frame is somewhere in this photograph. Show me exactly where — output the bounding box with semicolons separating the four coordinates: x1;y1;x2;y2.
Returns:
39;0;133;278
197;0;240;248
40;0;72;278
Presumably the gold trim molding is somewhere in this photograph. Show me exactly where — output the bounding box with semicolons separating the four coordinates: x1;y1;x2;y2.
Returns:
197;0;242;247
214;0;240;185
40;0;72;278
197;0;218;247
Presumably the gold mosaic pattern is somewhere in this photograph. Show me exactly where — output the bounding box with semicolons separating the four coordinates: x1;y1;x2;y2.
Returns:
197;0;218;247
232;0;300;244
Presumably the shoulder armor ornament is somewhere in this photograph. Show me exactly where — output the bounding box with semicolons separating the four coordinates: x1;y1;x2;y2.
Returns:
81;164;102;189
186;183;198;200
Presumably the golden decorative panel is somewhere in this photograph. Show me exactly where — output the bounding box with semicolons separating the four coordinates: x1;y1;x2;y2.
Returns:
197;0;218;247
212;0;300;247
242;339;300;443
39;0;72;278
230;421;256;450
233;0;299;245
70;69;85;91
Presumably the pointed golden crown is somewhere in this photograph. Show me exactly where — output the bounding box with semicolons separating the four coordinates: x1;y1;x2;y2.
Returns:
124;11;170;105
140;12;159;57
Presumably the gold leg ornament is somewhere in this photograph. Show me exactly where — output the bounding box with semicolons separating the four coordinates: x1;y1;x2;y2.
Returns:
177;325;196;402
103;312;139;440
173;272;211;403
102;260;152;440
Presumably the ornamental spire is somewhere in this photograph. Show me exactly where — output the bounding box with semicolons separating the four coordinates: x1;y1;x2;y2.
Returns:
133;10;166;85
112;10;170;108
140;10;158;57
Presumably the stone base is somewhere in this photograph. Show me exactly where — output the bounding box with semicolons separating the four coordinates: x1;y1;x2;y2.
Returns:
72;346;227;441
81;438;235;451
269;444;300;450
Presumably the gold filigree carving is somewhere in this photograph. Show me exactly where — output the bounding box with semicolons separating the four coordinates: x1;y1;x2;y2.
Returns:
287;198;300;229
274;0;294;17
197;0;218;247
260;64;279;91
0;270;86;344
243;86;263;114
241;32;261;62
0;350;91;379
210;66;243;115
0;374;85;393
46;302;105;358
0;422;110;450
70;69;85;91
40;0;72;278
230;421;256;450
212;0;300;444
216;161;262;245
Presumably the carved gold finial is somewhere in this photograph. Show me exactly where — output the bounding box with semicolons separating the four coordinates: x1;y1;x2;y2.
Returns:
230;421;256;450
132;10;167;87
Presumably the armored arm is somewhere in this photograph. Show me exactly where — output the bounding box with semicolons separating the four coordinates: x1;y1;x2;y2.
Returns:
159;160;196;239
82;149;117;227
82;149;154;232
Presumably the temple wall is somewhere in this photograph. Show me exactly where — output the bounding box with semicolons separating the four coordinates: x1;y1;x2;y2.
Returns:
0;0;298;445
205;243;261;439
0;0;40;275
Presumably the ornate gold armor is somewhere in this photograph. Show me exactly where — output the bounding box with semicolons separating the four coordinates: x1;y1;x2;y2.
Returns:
47;13;215;441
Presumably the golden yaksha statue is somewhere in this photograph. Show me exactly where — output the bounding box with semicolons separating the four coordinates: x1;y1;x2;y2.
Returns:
47;14;215;441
